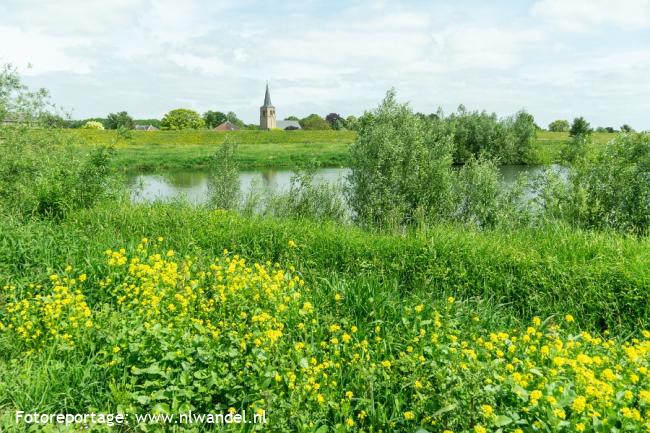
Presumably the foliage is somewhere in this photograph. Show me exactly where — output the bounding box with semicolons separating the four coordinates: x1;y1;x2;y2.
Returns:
284;116;300;121
203;110;227;128
0;64;56;126
106;111;134;130
569;117;592;137
538;133;650;235
1;239;648;431
347;90;455;228
264;167;347;223
207;140;240;210
39;112;68;128
225;111;246;128
161;109;205;130
300;114;332;130
620;124;635;133
81;120;105;130
442;106;536;164
325;112;345;130
133;118;161;129
548;120;570;132
451;156;525;229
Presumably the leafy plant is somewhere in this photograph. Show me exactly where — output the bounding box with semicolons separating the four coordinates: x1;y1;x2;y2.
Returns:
161;109;205;130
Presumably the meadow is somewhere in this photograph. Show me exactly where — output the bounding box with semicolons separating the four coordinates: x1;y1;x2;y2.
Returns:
1;74;649;432
23;129;617;171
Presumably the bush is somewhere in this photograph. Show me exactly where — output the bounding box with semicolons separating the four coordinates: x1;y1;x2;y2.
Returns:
569;117;592;137
161;108;205;130
347;90;454;229
81;120;105;130
548;120;570;132
300;114;332;130
452;156;508;229
538;133;650;235
207;140;240;210
264;167;347;223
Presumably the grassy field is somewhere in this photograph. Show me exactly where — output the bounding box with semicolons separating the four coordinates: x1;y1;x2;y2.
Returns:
1;203;649;431
34;129;620;172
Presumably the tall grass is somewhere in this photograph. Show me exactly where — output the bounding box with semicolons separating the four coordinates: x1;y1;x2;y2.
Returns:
1;203;647;334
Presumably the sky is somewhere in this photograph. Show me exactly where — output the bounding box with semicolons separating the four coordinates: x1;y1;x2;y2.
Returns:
1;0;649;129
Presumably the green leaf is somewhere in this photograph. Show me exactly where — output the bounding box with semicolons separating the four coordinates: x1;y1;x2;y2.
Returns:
432;404;457;417
494;415;513;427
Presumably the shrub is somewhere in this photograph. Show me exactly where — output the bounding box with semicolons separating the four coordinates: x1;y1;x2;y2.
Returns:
264;167;347;223
81;120;105;130
207;140;240;210
538;133;650;235
347;90;454;229
300;114;332;130
548;120;570;132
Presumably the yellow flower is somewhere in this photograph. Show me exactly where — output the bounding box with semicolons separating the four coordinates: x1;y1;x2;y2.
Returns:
403;411;415;420
112;346;121;353
571;396;586;413
288;240;297;248
415;304;424;313
381;360;392;368
345;391;353;399
565;314;574;323
481;405;494;418
334;293;343;302
575;423;585;432
474;426;486;433
447;296;455;304
345;418;355;427
342;333;351;343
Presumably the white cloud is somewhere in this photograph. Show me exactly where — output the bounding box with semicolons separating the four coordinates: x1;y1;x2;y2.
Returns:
0;26;92;74
532;0;650;31
168;54;226;76
4;0;649;129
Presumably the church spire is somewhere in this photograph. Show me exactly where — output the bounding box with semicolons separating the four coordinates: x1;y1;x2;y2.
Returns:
263;82;273;107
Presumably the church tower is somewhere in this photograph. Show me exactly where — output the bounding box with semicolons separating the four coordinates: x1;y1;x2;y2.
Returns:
260;82;276;130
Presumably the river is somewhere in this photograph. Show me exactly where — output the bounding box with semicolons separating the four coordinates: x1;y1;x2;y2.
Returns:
128;166;557;205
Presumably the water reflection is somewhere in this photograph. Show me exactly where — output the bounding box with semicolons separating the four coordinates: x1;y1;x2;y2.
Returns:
128;166;564;205
130;168;350;204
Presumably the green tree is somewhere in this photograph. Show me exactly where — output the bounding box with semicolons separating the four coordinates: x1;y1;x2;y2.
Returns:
620;124;635;133
300;114;331;130
325;113;345;130
344;115;359;131
347;89;454;228
203;111;227;128
569;117;592;137
106;111;134;130
284;116;300;121
225;111;245;128
548;120;570;132
510;110;537;163
161;109;205;130
134;118;161;129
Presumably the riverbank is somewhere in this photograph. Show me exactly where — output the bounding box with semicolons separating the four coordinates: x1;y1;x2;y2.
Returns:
1;202;647;333
28;129;618;171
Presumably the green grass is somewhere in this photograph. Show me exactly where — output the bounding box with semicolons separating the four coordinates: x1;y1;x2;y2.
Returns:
1;202;647;334
25;129;621;172
1;203;648;431
64;130;355;171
